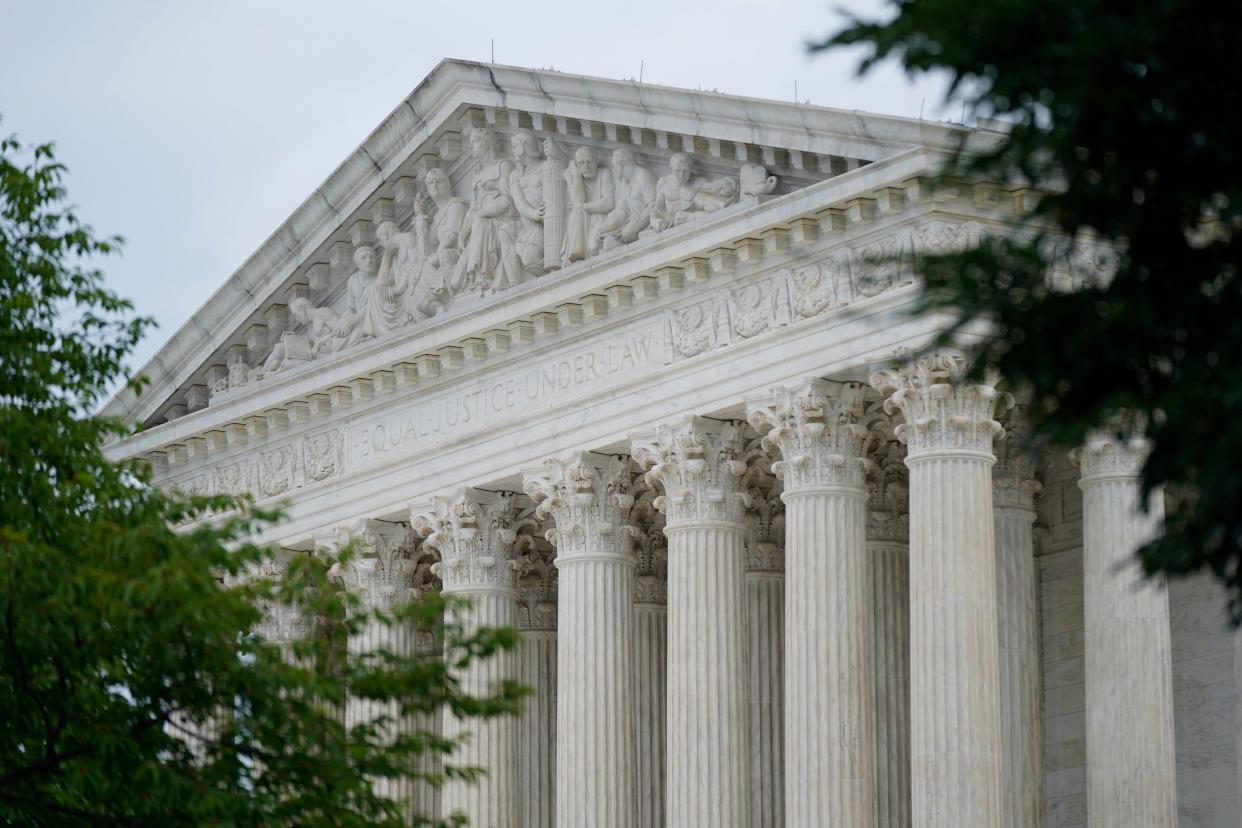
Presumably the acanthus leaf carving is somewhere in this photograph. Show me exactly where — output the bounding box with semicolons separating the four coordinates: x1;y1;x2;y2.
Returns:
410;488;534;593
746;378;869;493
869;351;1009;460
630;416;750;528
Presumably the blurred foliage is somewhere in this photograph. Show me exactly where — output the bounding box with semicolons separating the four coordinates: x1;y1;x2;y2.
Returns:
815;0;1242;615
0;129;524;825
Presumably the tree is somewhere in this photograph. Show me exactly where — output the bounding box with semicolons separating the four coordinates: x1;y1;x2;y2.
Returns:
0;130;524;825
814;0;1242;614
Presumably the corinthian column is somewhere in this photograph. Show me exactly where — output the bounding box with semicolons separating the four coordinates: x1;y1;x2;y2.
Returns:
865;440;910;828
328;519;429;819
632;493;668;828
524;452;639;828
871;354;1006;827
514;543;557;828
741;466;785;828
748;379;874;828
631;417;752;828
993;412;1044;828
1078;433;1177;827
412;490;527;828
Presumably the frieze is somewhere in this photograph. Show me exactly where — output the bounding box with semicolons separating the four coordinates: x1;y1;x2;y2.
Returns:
167;427;344;502
156;218;983;504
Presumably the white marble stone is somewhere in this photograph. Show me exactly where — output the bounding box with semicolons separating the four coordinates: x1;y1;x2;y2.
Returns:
524;452;639;828
632;416;752;828
412;490;527;828
993;411;1044;828
1078;434;1178;827
872;354;1006;828
866;439;910;828
749;379;875;827
101;60;1227;827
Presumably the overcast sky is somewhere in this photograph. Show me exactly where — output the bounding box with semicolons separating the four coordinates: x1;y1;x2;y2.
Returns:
2;0;952;373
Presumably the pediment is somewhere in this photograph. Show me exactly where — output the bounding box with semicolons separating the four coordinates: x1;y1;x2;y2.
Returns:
105;59;973;428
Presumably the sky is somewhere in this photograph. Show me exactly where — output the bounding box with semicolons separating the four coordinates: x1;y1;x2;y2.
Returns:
1;0;953;375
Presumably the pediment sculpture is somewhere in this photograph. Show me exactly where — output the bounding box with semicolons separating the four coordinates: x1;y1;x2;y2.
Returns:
223;125;781;396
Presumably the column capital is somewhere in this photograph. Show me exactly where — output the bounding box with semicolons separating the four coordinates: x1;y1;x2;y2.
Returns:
866;439;910;544
1076;430;1150;485
742;463;786;573
869;351;1008;461
994;406;1043;514
522;451;640;562
410;489;530;594
252;554;314;643
326;519;423;612
515;544;558;631
746;378;869;493
630;416;750;528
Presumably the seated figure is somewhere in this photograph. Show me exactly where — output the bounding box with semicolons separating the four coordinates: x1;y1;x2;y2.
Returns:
337;245;405;347
376;219;445;322
597;147;656;250
650;152;737;232
260;297;343;376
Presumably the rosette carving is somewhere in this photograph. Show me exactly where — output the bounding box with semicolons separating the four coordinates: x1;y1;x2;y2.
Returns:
630;416;750;528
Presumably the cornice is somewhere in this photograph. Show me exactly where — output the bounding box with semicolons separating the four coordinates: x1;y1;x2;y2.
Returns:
108;145;1024;471
102;59;997;429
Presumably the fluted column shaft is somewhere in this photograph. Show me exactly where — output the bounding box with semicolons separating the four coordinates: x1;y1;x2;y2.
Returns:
784;489;872;824
524;453;638;828
633;417;752;828
1079;435;1177;827
413;491;525;828
634;517;668;828
444;589;520;827
872;355;1005;828
518;629;556;828
749;379;874;828
906;453;1003;825
746;570;785;828
993;472;1043;828
866;440;910;828
329;521;435;821
635;603;667;828
869;536;910;828
665;522;751;826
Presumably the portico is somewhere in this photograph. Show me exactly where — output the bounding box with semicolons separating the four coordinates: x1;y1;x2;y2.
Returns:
104;61;1233;827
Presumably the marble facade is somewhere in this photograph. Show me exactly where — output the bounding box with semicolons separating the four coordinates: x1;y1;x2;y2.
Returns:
104;61;1239;826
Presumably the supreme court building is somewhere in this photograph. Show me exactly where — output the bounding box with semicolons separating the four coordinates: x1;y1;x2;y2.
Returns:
103;61;1240;827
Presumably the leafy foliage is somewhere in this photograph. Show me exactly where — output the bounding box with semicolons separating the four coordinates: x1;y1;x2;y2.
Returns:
0;130;524;825
815;0;1242;612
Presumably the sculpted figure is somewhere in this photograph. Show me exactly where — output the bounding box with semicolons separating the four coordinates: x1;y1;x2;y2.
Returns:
740;163;778;197
561;145;615;264
650;152;737;232
598;147;656;250
413;167;467;309
337;245;405;347
377;219;445;322
451;126;523;295
505;131;547;278
261;296;343;375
